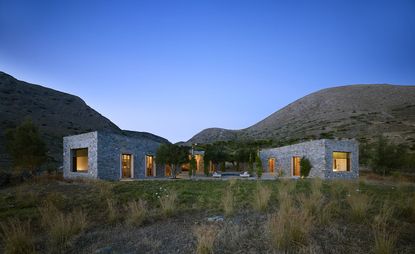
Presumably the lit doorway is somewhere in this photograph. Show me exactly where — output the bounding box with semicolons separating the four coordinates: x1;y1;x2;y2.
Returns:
292;156;301;176
146;155;155;177
268;158;275;173
121;154;132;178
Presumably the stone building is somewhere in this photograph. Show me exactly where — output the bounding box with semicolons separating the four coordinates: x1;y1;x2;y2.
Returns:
259;139;359;179
63;131;168;180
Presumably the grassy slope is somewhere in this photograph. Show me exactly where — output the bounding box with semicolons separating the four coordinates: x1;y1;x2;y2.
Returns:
0;177;414;253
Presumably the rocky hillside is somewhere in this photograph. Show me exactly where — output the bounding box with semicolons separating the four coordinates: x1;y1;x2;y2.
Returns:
0;72;168;169
187;84;415;148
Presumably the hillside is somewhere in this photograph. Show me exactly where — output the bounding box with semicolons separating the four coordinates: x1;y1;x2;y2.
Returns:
0;72;168;168
187;84;415;148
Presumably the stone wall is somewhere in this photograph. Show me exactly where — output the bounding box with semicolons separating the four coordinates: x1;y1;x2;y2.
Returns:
97;131;163;180
63;131;98;179
63;131;164;180
259;139;359;179
324;139;359;179
260;139;326;177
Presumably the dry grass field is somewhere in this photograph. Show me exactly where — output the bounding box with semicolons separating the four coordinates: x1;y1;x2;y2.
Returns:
0;174;414;254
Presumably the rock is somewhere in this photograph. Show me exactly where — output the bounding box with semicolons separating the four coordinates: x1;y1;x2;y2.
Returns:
207;215;224;222
94;246;113;254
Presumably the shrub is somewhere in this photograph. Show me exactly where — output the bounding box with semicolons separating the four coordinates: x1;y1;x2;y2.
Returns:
346;192;370;222
126;199;147;226
222;187;234;216
106;198;119;224
373;203;397;254
39;202;87;250
5;119;47;175
194;224;218;254
159;190;178;217
0;219;35;254
253;183;271;212
300;157;312;177
217;222;248;251
204;159;210;176
189;156;197;177
255;153;263;178
267;197;313;251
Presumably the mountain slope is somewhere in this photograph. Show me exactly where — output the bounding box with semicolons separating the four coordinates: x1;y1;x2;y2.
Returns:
0;72;168;168
187;84;415;147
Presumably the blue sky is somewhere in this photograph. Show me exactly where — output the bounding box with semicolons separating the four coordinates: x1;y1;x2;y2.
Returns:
1;0;414;142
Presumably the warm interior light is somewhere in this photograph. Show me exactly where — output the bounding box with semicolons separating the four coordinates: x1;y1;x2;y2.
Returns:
332;152;350;172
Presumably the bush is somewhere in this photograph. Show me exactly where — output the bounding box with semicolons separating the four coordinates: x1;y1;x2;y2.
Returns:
267;198;313;251
189;156;197;177
106;198;119;224
194;224;218;254
5;119;47;174
373;203;397;254
159;190;178;217
346;192;370;222
300;157;312;177
39;202;87;250
255;153;263;178
222;187;234;216
0;219;35;254
253;182;271;211
204;160;210;176
126;199;147;226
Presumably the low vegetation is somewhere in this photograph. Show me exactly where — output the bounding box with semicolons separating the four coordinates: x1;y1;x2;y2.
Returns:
125;199;147;226
0;176;414;253
0;219;35;254
193;224;218;254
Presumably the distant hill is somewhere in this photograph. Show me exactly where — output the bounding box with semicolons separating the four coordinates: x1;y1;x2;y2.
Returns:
187;84;415;149
0;71;169;169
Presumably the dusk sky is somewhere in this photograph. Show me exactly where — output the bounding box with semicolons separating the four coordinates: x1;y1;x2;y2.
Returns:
1;0;414;142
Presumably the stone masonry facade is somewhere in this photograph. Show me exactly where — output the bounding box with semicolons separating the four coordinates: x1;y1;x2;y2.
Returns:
63;131;164;180
259;139;359;179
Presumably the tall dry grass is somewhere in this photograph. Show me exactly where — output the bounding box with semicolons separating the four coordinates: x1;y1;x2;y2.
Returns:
159;190;178;217
125;199;147;226
106;198;119;224
346;192;370;222
253;182;272;212
267;197;313;251
276;179;295;204
38;201;87;250
222;187;234;216
372;203;397;254
0;219;35;254
194;224;218;254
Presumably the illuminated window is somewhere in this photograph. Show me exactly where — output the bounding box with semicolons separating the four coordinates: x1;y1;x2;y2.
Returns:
121;154;132;178
268;158;275;173
146;155;154;177
72;148;88;173
333;152;350;172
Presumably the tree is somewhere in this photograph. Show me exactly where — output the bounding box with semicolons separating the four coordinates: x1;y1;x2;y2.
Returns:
370;136;397;175
156;144;189;178
189;156;197;177
203;158;210;176
255;153;263;178
248;153;254;176
300;157;312;177
6;119;47;175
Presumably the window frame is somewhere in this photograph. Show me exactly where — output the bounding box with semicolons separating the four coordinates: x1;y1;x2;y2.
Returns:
71;148;89;173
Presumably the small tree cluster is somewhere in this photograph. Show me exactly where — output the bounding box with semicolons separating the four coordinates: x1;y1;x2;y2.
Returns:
6;119;47;175
360;136;415;175
300;157;312;177
156;144;189;178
